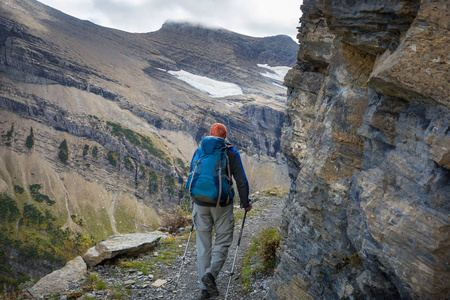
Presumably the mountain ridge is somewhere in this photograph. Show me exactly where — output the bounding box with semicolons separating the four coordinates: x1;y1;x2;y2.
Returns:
0;0;295;291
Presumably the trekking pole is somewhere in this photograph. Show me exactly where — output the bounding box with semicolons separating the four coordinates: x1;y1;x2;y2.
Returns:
225;210;248;300
173;222;194;292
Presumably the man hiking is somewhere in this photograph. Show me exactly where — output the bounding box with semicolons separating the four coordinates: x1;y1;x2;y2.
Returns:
187;123;252;299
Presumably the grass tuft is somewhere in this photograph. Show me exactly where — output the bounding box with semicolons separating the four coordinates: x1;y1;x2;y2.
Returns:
241;227;282;291
86;272;107;291
261;186;289;197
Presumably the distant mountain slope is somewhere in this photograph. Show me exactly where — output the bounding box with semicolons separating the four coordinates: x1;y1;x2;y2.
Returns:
147;21;298;79
0;0;296;290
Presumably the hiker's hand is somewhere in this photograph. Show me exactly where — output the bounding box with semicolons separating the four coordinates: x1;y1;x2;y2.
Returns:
245;202;252;212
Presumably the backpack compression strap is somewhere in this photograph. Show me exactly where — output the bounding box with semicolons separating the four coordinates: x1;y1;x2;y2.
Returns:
225;153;232;205
217;160;222;209
188;159;199;207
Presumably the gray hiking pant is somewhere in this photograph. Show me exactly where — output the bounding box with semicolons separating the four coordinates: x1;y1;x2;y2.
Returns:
193;203;235;290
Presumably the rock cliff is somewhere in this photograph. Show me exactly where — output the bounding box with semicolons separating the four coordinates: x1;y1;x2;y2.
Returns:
271;0;449;299
0;0;296;290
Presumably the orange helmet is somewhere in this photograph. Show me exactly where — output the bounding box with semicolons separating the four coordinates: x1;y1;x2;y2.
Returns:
210;123;227;139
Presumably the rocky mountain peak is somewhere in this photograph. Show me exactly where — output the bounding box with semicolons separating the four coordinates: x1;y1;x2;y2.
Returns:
152;20;299;68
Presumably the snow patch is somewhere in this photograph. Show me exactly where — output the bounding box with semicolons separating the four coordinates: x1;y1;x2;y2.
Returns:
257;64;291;82
167;70;243;98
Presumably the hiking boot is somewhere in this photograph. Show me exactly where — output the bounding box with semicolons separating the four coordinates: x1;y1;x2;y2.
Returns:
198;289;211;300
201;272;219;297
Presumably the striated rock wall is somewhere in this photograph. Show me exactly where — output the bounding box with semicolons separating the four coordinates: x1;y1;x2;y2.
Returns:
271;0;449;299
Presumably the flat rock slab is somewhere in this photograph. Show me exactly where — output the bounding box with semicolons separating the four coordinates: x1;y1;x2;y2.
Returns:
151;279;167;287
28;256;87;298
83;233;164;267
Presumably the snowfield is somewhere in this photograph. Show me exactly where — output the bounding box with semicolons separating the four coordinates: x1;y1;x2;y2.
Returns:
167;70;243;98
257;64;291;82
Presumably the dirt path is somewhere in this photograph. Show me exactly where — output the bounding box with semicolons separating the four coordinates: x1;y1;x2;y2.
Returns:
174;194;285;300
87;194;286;300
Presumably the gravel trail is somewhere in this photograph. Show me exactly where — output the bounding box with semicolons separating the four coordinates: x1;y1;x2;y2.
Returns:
88;194;286;300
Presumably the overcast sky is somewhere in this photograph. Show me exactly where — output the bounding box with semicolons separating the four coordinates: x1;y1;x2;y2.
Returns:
37;0;302;42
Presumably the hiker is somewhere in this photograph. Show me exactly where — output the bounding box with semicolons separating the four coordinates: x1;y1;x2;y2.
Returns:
187;123;252;300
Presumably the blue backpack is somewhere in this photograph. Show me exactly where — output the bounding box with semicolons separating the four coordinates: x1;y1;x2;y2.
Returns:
186;136;235;206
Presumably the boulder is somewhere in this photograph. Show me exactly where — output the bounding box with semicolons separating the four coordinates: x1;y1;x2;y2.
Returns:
369;0;450;106
82;233;164;267
27;256;87;298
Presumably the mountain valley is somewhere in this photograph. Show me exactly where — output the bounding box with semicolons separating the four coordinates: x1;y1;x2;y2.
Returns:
0;0;297;290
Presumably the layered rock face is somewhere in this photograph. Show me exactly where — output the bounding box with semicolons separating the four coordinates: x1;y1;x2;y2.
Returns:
271;0;449;299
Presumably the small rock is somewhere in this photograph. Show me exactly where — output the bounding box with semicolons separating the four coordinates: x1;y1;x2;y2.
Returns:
66;291;83;298
151;279;167;287
124;280;136;286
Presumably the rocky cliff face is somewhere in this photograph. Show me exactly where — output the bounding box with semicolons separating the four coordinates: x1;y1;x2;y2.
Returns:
0;0;296;289
271;0;449;299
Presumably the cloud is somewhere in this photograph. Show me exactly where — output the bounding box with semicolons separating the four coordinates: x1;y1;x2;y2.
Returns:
37;0;301;41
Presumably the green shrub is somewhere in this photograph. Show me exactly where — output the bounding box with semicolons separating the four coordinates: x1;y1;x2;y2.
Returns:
29;184;55;206
92;146;99;158
0;194;20;223
139;165;146;180
0;269;31;294
86;273;100;291
23;203;45;226
107;151;118;167
160;206;190;234
14;185;24;194
25;127;34;149
176;158;189;176
124;156;134;172
241;227;282;291
58;139;69;163
85;272;107;291
3;124;14;146
148;170;159;194
95;280;107;290
5;124;14;139
29;184;41;193
165;175;176;196
71;214;83;226
45;209;56;222
83;144;89;157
